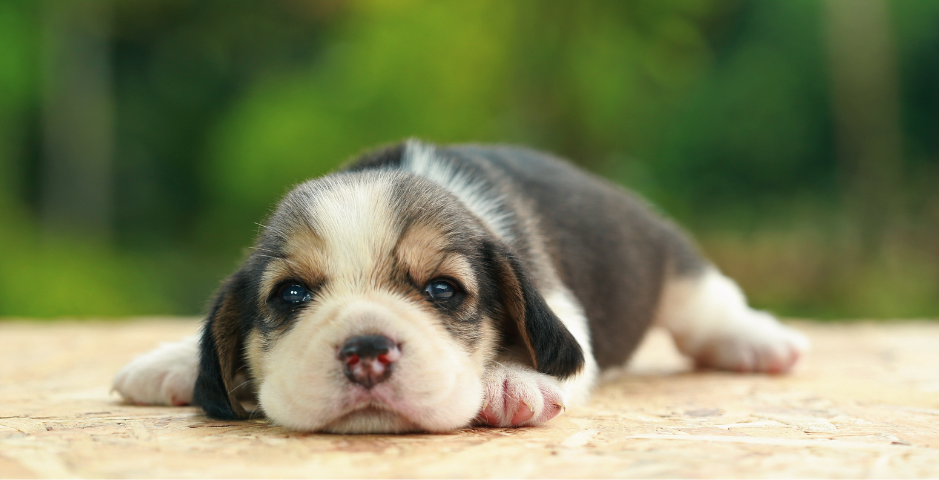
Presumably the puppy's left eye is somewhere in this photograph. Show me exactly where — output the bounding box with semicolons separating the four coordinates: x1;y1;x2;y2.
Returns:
277;283;312;304
424;278;462;302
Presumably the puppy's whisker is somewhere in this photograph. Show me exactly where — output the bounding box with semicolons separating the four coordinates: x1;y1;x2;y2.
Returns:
494;345;515;356
255;222;290;242
228;379;253;395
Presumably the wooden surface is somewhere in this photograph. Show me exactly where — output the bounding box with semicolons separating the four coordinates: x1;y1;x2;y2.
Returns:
1;319;938;478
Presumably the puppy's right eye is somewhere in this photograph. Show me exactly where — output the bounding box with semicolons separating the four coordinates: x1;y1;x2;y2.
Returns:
277;283;312;304
423;278;463;303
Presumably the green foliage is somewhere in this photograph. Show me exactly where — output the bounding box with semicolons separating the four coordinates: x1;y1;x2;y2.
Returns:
646;0;834;221
1;0;938;319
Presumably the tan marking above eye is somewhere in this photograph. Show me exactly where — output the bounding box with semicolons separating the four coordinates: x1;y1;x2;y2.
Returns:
259;258;325;303
425;257;476;296
283;231;328;277
255;226;332;300
395;223;478;298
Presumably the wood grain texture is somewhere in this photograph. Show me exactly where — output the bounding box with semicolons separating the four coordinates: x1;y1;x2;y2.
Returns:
1;319;938;478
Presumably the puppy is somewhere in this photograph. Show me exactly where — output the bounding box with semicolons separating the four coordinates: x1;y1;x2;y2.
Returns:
113;140;808;433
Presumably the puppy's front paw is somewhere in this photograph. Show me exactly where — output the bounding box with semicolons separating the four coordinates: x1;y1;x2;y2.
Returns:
476;363;565;427
112;335;200;406
694;311;809;374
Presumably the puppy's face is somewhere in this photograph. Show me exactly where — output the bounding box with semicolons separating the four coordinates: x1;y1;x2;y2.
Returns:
193;171;583;433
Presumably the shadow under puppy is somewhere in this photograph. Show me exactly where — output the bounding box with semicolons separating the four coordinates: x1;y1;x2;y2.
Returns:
113;140;808;433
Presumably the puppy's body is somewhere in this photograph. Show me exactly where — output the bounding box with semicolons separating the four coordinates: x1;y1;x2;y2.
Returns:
114;141;807;433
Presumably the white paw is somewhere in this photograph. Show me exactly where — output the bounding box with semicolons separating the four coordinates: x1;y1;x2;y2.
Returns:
476;363;566;427
112;335;200;406
693;311;809;374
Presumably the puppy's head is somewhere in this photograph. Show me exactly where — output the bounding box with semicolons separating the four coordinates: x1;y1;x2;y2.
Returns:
192;170;584;433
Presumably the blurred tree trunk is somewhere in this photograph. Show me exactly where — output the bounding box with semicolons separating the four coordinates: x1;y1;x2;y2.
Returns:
824;0;904;254
39;0;115;241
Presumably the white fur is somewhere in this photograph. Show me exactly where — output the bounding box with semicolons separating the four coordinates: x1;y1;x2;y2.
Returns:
544;289;599;407
305;174;400;281
654;268;809;373
402;140;515;241
112;334;200;406
258;294;485;433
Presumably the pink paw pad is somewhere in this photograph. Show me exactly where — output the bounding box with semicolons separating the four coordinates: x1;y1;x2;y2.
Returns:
476;372;566;427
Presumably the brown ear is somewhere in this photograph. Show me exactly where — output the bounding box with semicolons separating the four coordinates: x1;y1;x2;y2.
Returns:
192;273;250;419
486;241;585;379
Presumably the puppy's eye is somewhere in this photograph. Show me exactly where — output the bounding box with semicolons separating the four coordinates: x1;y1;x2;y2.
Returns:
423;279;462;302
277;283;312;304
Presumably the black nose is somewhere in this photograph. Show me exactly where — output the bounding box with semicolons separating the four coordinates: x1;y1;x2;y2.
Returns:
338;335;400;388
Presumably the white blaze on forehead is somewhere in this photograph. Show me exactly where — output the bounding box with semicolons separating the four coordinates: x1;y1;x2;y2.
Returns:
305;175;399;282
402;139;514;241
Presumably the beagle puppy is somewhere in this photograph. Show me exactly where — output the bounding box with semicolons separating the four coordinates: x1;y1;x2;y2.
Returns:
113;140;808;433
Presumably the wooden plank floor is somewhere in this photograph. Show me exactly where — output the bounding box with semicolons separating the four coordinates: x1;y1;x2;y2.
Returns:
1;319;938;478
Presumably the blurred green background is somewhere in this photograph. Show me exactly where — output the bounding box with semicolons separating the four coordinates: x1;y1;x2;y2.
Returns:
1;0;937;320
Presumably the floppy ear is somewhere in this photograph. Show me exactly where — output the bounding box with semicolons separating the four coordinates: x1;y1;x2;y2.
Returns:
192;273;250;420
486;241;585;379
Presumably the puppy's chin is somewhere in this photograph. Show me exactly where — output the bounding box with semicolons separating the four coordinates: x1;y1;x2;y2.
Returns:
258;376;484;434
321;407;423;434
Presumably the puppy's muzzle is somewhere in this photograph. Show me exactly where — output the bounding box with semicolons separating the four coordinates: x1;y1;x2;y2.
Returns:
338;335;400;388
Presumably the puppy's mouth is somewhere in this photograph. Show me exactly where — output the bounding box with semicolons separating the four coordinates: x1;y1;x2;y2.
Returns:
323;404;423;434
309;381;421;434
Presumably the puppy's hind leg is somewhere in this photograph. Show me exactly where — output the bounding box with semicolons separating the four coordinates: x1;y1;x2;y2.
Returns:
112;334;200;406
654;268;809;374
